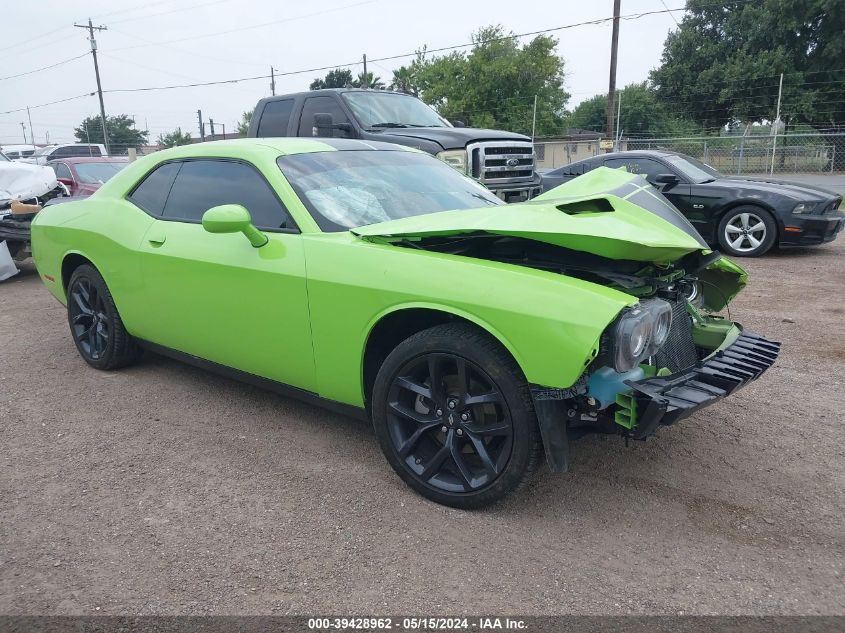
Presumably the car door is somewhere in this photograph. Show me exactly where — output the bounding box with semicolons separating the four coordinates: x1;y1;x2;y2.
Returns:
134;158;316;392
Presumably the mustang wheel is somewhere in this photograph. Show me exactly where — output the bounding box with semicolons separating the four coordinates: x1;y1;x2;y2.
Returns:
717;206;776;257
372;323;542;508
67;264;140;370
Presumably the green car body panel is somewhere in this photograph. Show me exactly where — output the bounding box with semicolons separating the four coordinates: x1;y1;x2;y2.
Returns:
32;139;746;412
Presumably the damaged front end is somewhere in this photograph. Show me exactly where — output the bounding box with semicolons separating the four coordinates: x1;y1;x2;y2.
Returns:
353;166;779;470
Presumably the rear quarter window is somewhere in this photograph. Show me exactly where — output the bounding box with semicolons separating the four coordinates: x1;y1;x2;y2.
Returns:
127;162;181;216
256;99;294;137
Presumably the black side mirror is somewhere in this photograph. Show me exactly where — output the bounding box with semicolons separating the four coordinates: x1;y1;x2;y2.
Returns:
313;113;355;138
451;120;466;128
313;113;334;137
653;173;680;185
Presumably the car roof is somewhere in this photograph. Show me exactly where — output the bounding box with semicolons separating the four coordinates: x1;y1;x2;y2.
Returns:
260;88;413;101
152;137;417;159
48;156;130;164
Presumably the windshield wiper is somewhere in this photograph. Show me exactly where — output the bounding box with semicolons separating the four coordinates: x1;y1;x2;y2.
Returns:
370;122;410;128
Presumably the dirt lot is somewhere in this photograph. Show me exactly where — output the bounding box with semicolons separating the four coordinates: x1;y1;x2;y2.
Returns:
1;239;843;616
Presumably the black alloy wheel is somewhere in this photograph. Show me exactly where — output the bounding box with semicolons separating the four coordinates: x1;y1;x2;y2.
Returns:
66;264;140;370
372;323;542;508
69;276;110;361
386;352;514;493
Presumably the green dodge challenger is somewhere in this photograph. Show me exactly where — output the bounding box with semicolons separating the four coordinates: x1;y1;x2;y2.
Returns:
31;138;779;508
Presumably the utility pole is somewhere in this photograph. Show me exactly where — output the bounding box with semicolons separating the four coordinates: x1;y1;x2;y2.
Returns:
209;118;215;140
605;0;621;150
74;18;110;154
270;66;276;96
531;95;538;143
770;72;784;176
615;89;622;149
20;122;27;144
26;106;34;146
362;54;367;87
221;123;226;139
197;109;205;141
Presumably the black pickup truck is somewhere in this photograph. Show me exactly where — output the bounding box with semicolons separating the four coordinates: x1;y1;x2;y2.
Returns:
247;88;541;202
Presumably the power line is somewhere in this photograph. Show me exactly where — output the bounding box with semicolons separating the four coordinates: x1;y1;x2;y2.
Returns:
0;26;72;54
0;93;93;116
0;53;89;82
109;0;234;25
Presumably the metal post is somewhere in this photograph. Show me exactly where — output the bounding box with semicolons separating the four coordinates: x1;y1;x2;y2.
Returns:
270;66;276;96
531;95;538;143
209;118;215;140
221;123;226;139
737;136;745;175
703;140;708;162
770;72;783;176
605;0;621;149
75;19;110;154
363;54;367;87
615;89;622;149
26;106;34;146
20;122;27;144
197;110;205;141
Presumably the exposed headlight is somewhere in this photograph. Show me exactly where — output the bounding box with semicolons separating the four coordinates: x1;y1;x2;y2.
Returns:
612;299;672;372
792;202;816;214
437;149;468;174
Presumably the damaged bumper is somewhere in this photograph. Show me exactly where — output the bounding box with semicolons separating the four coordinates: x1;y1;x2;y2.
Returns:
616;331;781;440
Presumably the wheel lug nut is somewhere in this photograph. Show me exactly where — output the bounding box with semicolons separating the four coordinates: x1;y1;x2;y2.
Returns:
448;400;456;409
435;408;443;417
456;429;463;436
441;426;448;433
460;412;469;421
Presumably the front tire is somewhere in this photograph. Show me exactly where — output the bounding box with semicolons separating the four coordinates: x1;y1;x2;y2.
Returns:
371;323;542;509
717;206;777;257
67;264;140;370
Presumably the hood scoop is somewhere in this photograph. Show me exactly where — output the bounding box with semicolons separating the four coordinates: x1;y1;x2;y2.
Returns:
556;197;615;215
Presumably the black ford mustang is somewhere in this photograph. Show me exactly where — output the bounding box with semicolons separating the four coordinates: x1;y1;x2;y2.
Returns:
540;150;844;257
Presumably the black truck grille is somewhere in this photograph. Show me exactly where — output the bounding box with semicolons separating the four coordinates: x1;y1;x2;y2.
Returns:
652;301;699;373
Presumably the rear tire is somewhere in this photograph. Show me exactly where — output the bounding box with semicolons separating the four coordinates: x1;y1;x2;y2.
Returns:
371;323;542;509
67;264;140;370
717;206;777;257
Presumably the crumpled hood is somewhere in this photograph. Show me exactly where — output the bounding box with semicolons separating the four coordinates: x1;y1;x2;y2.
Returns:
0;161;58;205
354;167;708;263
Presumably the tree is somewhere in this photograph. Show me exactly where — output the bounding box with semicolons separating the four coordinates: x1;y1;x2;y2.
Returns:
389;66;419;95
352;71;384;89
157;127;192;148
393;25;569;136
310;68;354;90
237;111;252;136
651;0;845;130
568;82;699;137
74;114;148;154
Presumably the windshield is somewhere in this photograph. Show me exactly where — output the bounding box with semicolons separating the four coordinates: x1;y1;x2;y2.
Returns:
663;154;722;183
75;161;126;184
278;150;502;232
342;92;450;129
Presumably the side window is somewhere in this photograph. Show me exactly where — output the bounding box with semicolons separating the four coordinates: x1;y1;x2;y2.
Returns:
50;147;69;159
88;146;102;157
604;157;666;183
297;96;350;137
53;163;72;180
162;160;292;230
127;162;181;216
256;99;294;137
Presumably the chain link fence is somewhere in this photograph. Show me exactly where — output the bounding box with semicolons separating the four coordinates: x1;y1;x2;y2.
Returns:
536;132;845;175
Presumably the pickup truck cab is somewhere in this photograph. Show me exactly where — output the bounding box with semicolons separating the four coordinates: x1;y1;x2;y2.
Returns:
248;88;541;201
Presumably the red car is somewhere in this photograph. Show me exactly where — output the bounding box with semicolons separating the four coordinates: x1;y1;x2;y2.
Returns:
47;156;130;197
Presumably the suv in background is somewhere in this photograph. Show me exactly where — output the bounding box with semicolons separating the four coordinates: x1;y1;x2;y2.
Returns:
20;143;108;166
248;89;541;202
1;144;38;160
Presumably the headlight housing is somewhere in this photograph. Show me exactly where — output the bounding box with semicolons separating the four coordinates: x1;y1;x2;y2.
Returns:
612;299;673;372
792;202;816;215
437;149;468;174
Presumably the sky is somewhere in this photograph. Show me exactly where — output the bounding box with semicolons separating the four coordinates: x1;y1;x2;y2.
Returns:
0;0;679;147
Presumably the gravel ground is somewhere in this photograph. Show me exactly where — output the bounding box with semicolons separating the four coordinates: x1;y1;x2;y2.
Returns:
1;239;843;616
